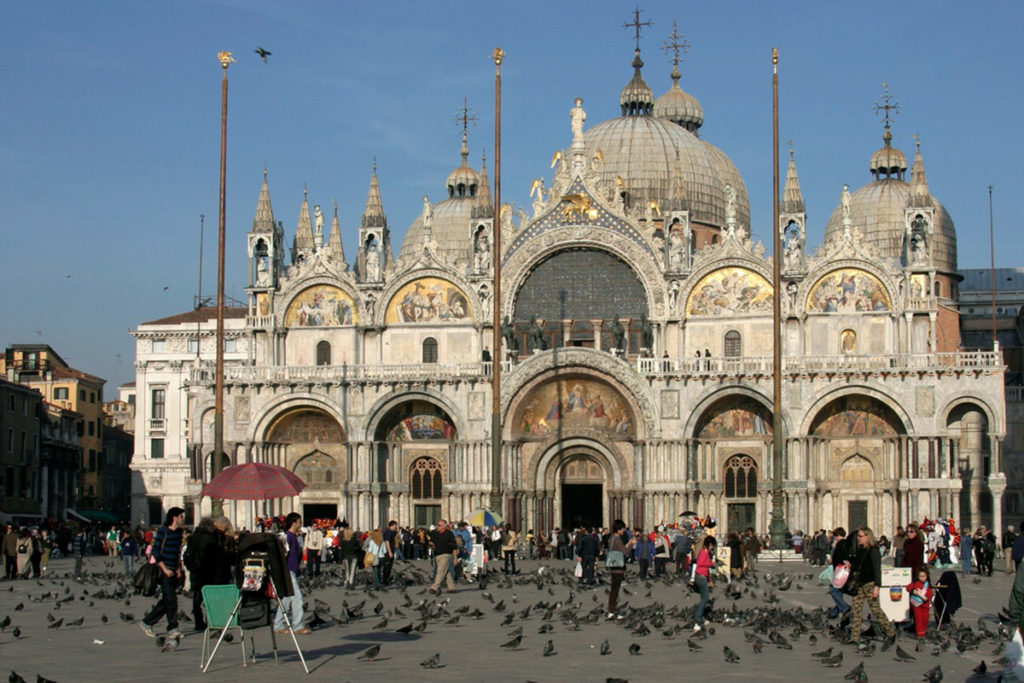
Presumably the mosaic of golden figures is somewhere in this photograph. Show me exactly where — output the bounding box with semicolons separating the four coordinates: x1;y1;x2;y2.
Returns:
696;397;772;438
909;274;929;299
384;401;457;441
386;278;472;324
687;267;773;316
284;285;357;327
268;410;344;443
806;269;891;313
513;378;634;437
811;396;901;437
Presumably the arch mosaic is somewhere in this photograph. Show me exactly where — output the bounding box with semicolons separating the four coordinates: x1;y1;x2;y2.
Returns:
266;408;345;443
284;284;358;327
683;387;781;441
798;386;913;436
686;266;773;316
385;277;472;324
501;347;657;437
377;399;458;441
512;376;635;438
695;396;772;439
806;268;891;313
363;390;466;444
810;396;902;437
248;394;349;446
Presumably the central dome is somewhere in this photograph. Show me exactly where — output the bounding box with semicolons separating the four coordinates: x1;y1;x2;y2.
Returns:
582;50;748;230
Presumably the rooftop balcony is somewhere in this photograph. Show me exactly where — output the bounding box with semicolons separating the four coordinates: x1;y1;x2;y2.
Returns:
186;350;1002;387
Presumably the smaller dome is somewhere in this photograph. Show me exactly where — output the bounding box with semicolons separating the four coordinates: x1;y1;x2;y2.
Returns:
620;50;654;116
869;126;907;179
654;66;703;132
445;132;481;199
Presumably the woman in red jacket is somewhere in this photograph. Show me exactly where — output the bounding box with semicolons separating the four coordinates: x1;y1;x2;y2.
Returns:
692;535;717;631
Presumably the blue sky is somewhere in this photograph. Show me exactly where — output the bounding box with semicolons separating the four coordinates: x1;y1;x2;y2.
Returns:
2;1;1022;388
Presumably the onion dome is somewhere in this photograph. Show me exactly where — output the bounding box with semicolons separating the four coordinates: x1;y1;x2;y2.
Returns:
584;48;748;230
824;132;956;273
869;125;907;179
620;50;654;116
653;64;703;132
400;136;488;265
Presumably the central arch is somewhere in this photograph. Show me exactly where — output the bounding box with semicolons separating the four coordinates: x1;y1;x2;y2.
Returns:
534;437;625;530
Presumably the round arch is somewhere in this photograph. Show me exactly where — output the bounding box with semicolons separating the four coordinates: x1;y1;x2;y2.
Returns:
249;393;349;445
798;385;913;436
530;436;626;493
374;265;480;328
940;396;1003;438
680;260;775;319
363;389;466;444
684;386;779;439
276;277;362;327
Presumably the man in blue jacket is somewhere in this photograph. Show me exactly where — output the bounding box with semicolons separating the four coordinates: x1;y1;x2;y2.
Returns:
577;528;600;586
140;507;185;639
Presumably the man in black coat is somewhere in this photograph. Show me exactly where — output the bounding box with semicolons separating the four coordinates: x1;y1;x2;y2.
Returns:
577;528;600;586
188;517;236;631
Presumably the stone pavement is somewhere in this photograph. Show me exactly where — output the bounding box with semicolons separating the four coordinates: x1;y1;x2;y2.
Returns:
0;554;1015;682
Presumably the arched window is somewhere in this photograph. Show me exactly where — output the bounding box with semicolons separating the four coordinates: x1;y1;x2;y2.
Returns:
934;281;942;297
422;337;438;363
724;330;742;357
724;455;757;498
410;457;442;499
316;341;331;366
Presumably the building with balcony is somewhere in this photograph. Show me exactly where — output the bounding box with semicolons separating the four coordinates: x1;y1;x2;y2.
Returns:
0;378;43;523
129;32;1006;538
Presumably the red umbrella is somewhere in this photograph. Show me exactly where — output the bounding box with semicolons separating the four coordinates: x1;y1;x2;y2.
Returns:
201;462;307;500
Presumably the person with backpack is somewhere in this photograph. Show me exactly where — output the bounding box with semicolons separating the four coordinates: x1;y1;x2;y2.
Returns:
577;527;600;587
557;527;571;560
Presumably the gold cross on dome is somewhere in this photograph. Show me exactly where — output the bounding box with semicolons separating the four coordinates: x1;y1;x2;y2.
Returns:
623;7;652;51
453;97;478;137
874;82;900;128
662;20;689;67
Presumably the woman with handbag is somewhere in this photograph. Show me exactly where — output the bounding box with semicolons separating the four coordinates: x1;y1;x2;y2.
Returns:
846;526;895;644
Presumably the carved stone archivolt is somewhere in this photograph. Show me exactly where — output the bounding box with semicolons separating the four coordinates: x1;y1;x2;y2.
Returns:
501;226;667;318
501;347;659;437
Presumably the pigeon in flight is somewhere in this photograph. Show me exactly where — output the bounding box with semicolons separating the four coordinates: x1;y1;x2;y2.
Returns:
255;47;271;63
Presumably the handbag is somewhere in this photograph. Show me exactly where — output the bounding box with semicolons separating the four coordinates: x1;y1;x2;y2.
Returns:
605;550;625;568
133;530;168;596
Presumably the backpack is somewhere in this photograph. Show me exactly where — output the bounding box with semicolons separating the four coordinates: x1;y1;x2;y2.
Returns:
183;543;200;572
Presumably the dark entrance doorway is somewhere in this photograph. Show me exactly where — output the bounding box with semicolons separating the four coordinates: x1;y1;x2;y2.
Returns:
414;504;441;528
561;484;602;529
727;503;755;534
303;503;337;525
848;500;868;532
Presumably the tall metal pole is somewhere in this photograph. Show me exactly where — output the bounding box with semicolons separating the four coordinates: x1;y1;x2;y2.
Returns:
768;48;787;550
213;51;234;517
197;214;205;359
490;48;505;515
989;185;997;346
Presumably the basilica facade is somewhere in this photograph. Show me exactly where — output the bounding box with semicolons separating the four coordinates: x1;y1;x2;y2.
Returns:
129;42;1007;539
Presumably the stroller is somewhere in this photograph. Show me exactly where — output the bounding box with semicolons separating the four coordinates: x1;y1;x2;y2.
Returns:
933;570;962;627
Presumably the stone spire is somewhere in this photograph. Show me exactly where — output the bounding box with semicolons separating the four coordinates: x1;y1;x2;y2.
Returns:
293;185;315;252
361;160;386;229
475;151;494;218
326;199;345;264
251;167;275;233
781;146;806;214
908;138;931;207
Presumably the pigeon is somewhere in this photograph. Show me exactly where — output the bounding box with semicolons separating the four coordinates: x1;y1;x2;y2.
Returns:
812;646;834;659
101;615;108;623
500;634;523;649
67;617;84;628
160;636;180;653
11;628;20;639
47;619;63;630
357;644;381;661
543;639;556;656
10;672;27;683
420;653;440;669
254;47;271;63
37;676;58;683
0;616;10;630
537;624;553;634
688;639;702;652
894;645;916;662
820;651;844;668
445;615;460;626
395;623;414;634
628;643;641;655
972;660;986;675
14;603;23;612
752;639;763;654
119;613;135;623
600;639;611;655
723;645;741;663
371;618;388;630
921;665;942;682
844;662;867;680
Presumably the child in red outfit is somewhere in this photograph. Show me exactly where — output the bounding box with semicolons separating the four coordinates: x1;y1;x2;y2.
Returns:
906;565;934;638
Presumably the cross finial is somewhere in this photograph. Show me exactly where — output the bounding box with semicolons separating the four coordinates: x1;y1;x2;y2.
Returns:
623;7;652;51
303;181;307;198
661;20;688;67
454;97;478;138
787;140;794;158
874;82;900;128
333;198;338;215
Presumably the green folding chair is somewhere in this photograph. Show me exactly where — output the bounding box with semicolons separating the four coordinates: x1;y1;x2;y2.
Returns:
200;584;247;671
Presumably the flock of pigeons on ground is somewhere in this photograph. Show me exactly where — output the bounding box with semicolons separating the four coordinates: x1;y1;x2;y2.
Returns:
2;557;1016;682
